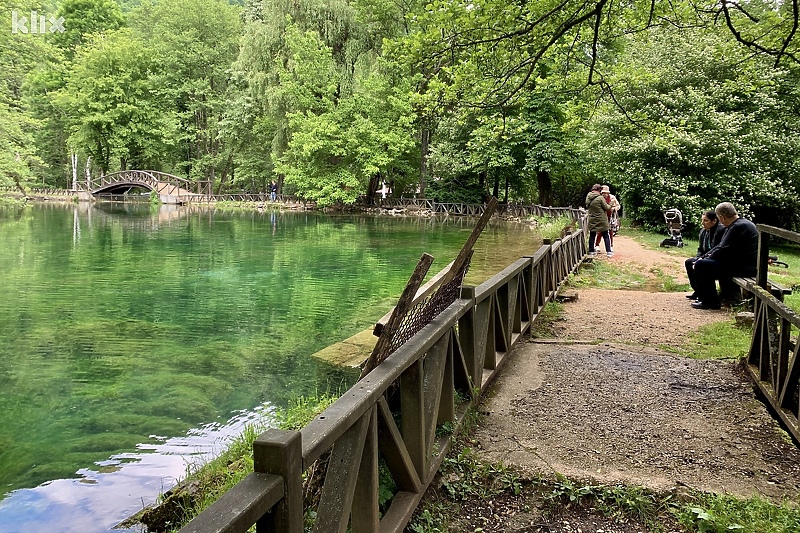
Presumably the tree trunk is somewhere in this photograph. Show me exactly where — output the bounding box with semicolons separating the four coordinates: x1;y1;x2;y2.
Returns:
85;156;92;189
537;169;553;206
366;175;381;205
419;125;430;197
71;153;78;191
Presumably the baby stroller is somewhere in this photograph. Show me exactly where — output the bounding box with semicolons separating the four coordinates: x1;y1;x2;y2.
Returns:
659;208;684;248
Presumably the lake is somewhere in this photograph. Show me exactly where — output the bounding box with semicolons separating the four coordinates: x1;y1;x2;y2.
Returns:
0;202;542;532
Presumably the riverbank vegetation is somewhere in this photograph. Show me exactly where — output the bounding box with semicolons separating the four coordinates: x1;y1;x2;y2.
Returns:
130;393;338;532
2;0;800;230
408;428;800;532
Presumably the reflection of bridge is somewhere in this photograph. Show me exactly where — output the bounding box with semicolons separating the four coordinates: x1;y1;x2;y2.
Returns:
76;170;211;204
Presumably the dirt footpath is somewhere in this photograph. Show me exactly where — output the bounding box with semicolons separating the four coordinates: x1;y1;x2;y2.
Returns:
472;235;800;503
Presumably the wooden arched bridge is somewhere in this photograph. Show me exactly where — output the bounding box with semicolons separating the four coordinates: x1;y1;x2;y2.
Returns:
76;170;211;204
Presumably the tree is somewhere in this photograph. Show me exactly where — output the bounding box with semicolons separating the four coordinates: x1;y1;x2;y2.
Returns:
57;29;177;173
129;0;242;186
51;0;125;59
274;26;417;206
425;76;574;205
0;0;51;191
230;0;417;199
578;28;800;230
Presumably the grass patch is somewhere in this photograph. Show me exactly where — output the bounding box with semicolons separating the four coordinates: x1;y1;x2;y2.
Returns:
146;393;338;533
624;225;695;256
675;492;800;533
661;319;752;360
531;301;563;338
570;258;651;290
529;214;576;241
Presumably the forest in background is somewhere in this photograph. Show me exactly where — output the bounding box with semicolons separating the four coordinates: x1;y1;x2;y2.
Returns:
2;0;800;230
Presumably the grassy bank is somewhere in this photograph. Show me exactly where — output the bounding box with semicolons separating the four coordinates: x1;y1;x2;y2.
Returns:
126;394;337;532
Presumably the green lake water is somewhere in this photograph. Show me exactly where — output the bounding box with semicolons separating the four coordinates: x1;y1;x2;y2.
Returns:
0;202;541;532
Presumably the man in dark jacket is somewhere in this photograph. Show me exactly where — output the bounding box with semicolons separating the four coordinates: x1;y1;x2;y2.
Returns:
691;202;758;310
684;210;724;300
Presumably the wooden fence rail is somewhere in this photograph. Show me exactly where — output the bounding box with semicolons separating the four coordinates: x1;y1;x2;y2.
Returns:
178;225;586;533
744;224;800;444
9;187;583;220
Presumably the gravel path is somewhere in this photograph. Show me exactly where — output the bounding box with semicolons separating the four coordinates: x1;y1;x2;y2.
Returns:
472;235;800;503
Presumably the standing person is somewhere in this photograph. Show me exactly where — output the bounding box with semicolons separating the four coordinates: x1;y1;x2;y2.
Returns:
594;185;620;251
270;180;278;202
690;202;758;310
585;184;613;257
684;210;724;300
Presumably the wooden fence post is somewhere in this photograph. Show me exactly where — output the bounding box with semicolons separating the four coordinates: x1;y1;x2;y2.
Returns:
253;429;303;533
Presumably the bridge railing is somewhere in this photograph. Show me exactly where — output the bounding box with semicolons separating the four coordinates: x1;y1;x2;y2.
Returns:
79;170;208;196
178;224;587;533
742;224;800;444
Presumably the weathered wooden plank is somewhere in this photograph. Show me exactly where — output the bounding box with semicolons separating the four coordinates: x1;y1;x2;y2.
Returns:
778;342;800;413
362;253;434;378
439;332;456;426
451;324;473;396
496;283;510;348
473;257;530;303
178;473;283;533
508;274;520;334
401;359;426;478
757;224;800;244
472;297;492;377
378;491;418;533
376;397;422;492
352;408;379;533
313;413;370;533
422;335;449;450
252;430;303;533
374;260;455;336
302;301;470;467
438;197;498;288
493;295;509;356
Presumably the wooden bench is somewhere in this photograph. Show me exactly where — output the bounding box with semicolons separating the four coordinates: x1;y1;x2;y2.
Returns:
732;276;792;300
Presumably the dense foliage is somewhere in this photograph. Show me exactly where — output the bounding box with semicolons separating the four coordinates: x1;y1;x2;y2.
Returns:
3;0;800;226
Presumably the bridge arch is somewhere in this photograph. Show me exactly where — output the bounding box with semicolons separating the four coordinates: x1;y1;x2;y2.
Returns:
78;170;210;204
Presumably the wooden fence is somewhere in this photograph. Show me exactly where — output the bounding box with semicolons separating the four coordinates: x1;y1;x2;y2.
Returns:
373;197;579;218
743;224;800;444
9;188;584;220
178;224;587;533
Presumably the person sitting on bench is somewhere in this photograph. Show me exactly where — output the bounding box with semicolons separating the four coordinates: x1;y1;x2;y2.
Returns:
684;210;724;301
691;202;758;310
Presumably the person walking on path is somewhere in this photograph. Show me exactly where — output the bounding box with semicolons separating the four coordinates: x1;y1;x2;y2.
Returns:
585;184;613;257
594;185;620;251
691;202;758;310
684;210;724;301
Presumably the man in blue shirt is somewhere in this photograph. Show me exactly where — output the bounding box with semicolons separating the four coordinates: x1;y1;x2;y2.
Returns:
690;202;758;310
